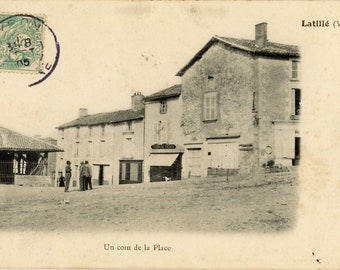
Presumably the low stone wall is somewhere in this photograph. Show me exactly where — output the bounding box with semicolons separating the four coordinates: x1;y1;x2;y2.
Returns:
15;175;54;187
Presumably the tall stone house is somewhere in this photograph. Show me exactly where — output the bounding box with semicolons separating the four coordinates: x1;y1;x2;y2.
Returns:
143;84;184;182
56;93;145;186
177;22;301;177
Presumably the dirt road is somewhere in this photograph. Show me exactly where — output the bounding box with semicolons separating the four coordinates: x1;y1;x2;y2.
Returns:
0;175;297;233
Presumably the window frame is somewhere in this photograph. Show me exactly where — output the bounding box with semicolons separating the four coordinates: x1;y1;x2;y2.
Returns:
160;100;167;114
203;91;218;121
291;60;300;80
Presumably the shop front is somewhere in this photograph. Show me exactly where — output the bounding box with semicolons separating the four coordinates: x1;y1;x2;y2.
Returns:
145;144;183;182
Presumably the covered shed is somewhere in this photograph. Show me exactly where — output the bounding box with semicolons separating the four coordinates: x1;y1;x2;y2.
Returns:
0;126;63;185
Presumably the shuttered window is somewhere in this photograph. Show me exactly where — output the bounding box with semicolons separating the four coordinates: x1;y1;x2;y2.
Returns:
154;121;168;144
204;92;217;121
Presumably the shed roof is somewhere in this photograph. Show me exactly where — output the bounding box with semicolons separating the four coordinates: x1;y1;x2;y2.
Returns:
0;126;62;152
58;108;144;129
144;84;181;102
177;36;300;76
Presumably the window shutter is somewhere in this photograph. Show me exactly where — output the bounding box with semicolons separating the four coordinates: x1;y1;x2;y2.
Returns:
161;121;168;144
154;122;160;143
204;95;210;120
211;93;217;119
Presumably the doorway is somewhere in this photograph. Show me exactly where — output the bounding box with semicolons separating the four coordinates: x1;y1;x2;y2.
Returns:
98;165;104;185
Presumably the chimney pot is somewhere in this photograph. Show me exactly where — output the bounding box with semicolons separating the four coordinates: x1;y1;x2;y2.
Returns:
255;22;267;48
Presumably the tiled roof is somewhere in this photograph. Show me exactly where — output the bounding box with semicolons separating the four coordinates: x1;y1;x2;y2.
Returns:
58;108;144;129
144;84;181;102
177;36;300;76
0;126;62;152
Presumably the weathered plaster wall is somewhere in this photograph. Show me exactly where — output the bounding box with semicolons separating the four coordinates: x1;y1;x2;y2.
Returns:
56;118;144;186
257;57;292;166
181;43;259;173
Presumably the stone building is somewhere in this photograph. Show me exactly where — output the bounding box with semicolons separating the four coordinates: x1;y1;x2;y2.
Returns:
177;23;301;177
56;92;145;186
143;84;184;182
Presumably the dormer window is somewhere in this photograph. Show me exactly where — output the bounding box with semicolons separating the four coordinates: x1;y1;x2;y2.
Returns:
160;100;167;114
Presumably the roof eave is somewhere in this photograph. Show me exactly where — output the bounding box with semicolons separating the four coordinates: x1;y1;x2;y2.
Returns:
0;148;64;152
176;37;217;77
176;36;300;76
144;93;181;102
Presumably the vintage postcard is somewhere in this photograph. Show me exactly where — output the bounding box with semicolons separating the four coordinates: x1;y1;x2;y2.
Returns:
0;1;339;269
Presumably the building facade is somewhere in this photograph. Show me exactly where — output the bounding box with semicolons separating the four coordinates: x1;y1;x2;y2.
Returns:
56;92;145;186
177;23;301;177
143;85;184;182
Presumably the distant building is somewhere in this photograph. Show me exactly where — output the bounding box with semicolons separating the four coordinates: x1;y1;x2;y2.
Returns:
56;92;145;186
143;84;184;182
0;126;62;186
177;22;301;177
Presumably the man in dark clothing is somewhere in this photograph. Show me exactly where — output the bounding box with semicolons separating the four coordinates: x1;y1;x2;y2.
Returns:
64;161;72;192
84;161;93;190
59;173;65;187
79;161;85;191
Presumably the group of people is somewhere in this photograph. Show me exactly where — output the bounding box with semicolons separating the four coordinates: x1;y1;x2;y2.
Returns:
79;160;92;191
58;160;92;192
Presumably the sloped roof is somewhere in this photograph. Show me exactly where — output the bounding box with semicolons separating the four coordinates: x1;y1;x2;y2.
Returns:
58;108;144;129
0;127;62;152
144;84;181;102
177;36;300;76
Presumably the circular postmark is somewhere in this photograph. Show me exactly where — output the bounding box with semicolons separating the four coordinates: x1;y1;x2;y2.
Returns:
0;13;60;87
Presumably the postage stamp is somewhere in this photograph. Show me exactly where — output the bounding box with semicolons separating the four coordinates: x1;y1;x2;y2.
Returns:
0;14;44;72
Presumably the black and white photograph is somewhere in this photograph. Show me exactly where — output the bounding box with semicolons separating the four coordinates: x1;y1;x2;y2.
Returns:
0;1;339;269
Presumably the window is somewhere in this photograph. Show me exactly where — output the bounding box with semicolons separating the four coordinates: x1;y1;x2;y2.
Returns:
123;137;133;158
291;60;300;80
204;92;217;121
74;142;80;157
60;128;64;139
99;140;105;157
76;127;80;138
88;126;92;138
252;91;256;112
160;100;167;114
87;141;92;157
293;88;301;116
126;121;133;131
101;124;105;137
154;121;168;144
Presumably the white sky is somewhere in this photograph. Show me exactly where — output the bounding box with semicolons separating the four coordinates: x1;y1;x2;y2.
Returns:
0;1;338;138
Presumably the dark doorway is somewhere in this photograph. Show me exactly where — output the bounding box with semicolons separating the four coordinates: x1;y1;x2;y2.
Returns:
293;137;301;166
98;165;104;185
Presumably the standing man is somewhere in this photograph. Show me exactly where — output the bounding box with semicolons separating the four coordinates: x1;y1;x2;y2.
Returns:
84;161;93;190
79;161;85;191
64;161;72;192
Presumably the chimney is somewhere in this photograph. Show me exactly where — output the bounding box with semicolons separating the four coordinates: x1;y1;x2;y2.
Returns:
255;22;267;48
79;108;88;118
131;92;145;111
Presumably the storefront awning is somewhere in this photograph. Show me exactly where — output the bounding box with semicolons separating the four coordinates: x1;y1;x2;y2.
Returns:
148;154;179;167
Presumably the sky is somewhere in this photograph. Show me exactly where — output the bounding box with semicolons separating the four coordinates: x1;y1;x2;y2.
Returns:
0;1;338;138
